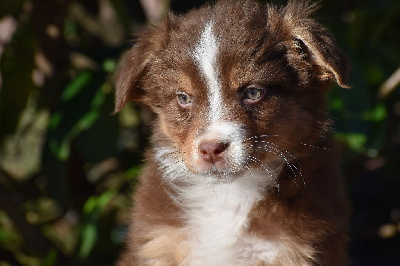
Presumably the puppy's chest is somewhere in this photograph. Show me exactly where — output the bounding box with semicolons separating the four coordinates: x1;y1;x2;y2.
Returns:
178;179;282;265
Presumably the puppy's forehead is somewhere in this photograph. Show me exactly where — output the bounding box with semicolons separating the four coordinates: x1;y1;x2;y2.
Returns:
191;21;223;123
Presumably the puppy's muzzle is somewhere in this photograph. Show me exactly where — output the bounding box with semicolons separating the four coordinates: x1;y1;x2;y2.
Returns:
192;122;246;175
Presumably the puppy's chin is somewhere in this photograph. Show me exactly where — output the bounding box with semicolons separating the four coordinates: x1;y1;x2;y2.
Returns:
200;169;246;184
205;159;286;184
186;154;286;184
187;162;246;183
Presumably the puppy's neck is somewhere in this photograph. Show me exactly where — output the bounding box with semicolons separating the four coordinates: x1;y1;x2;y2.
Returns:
178;173;273;264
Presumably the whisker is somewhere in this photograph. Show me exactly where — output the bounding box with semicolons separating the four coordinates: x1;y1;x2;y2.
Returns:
300;142;331;151
250;139;305;187
246;156;273;175
255;142;299;168
254;146;301;189
245;163;255;179
265;145;301;173
266;144;304;187
259;141;297;160
243;134;289;144
246;156;280;192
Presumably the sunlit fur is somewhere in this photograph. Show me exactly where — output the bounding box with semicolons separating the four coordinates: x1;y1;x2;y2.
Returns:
114;0;350;265
191;21;223;123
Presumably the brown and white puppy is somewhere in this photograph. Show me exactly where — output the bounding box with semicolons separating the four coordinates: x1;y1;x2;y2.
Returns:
114;0;350;265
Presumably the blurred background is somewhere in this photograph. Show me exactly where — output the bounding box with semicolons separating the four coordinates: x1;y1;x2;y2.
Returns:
0;0;399;265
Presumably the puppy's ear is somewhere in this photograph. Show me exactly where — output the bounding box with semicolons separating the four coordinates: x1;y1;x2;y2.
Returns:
114;15;173;113
283;2;350;88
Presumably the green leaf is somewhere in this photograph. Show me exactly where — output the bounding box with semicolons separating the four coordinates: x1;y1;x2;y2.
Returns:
42;248;58;266
336;133;367;153
103;59;117;73
49;138;71;161
78;189;117;258
91;88;106;108
363;103;387;122
125;165;143;180
61;72;92;102
48;112;63;130
76;110;100;132
79;222;97;259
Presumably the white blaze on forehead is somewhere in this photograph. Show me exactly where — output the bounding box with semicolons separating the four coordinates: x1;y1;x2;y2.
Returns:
192;21;224;123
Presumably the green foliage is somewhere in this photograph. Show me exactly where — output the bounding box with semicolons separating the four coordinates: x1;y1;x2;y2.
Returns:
48;71;107;161
0;0;399;265
0;0;143;264
78;189;116;259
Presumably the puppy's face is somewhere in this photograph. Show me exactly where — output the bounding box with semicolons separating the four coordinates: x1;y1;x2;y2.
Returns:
115;0;349;182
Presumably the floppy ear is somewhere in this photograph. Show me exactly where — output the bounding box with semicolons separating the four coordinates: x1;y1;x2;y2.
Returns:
113;47;148;113
283;2;350;88
114;16;173;113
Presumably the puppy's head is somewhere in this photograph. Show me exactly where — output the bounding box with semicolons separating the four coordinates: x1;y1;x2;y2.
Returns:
114;0;349;182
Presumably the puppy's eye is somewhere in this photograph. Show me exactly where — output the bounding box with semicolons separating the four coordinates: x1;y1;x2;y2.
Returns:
177;92;192;108
242;87;266;104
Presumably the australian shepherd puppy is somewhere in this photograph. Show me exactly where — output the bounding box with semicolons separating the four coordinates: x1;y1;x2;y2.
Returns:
114;0;350;265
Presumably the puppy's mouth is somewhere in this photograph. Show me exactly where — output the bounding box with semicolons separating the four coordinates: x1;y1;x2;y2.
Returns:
196;163;246;181
191;139;246;179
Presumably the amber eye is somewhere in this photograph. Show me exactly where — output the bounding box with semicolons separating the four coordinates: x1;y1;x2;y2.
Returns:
243;87;265;104
177;92;192;108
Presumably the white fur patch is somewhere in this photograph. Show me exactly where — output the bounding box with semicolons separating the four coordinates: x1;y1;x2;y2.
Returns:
191;21;224;123
153;146;191;183
153;145;281;265
180;173;270;265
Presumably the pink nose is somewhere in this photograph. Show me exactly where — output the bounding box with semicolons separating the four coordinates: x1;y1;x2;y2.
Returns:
199;141;229;163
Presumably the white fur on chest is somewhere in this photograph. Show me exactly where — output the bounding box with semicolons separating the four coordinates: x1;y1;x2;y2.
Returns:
182;176;263;265
154;146;284;265
176;173;280;265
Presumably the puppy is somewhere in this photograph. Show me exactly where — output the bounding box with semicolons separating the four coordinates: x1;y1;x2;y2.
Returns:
114;0;350;265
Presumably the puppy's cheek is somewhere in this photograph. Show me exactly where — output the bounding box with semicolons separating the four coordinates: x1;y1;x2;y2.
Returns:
158;116;178;142
181;141;198;172
158;114;187;142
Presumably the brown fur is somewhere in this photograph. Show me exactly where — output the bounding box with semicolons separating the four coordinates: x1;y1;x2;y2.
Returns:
115;0;350;265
